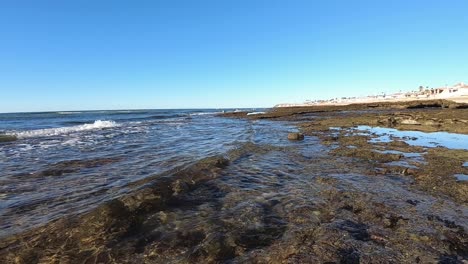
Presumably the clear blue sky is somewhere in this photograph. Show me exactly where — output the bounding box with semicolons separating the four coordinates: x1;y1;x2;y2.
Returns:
1;0;467;112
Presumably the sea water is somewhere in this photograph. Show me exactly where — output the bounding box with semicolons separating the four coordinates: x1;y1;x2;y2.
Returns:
0;109;283;237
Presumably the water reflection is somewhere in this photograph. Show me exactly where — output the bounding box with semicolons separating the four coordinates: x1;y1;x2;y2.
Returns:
356;126;468;150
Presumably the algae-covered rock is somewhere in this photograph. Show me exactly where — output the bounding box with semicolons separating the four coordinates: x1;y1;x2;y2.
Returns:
0;134;17;143
197;155;230;168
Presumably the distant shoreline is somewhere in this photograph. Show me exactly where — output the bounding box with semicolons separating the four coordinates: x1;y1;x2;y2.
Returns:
276;82;468;107
276;94;468;107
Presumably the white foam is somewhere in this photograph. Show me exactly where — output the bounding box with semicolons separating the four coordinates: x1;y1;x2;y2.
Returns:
8;120;119;139
62;138;81;146
247;112;266;116
189;112;222;116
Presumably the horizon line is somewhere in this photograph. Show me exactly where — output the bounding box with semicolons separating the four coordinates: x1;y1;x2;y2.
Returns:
0;106;271;115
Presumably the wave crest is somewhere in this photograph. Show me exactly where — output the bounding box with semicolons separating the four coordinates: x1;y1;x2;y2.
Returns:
9;120;119;139
189;111;223;116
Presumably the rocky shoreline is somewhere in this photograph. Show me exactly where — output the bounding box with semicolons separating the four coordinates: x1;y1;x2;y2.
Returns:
1;99;467;263
222;99;468;262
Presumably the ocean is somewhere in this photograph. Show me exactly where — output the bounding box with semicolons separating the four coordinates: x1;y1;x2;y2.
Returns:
1;107;344;264
0;109;293;238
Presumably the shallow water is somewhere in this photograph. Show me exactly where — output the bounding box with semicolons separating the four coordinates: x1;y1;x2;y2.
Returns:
455;174;468;181
0;109;282;237
374;149;423;158
356;125;468;150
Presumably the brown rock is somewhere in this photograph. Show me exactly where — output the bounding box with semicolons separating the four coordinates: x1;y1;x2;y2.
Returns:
400;119;421;125
288;132;304;140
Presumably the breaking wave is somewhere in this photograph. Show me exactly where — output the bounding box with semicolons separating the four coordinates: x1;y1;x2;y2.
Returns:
189;111;223;116
247;111;266;116
8;120;119;139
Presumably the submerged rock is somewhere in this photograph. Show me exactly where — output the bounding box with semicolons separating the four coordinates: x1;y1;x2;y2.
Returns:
288;132;304;140
14;157;122;178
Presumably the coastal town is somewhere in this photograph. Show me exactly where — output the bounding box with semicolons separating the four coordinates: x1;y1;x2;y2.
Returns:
276;82;468;107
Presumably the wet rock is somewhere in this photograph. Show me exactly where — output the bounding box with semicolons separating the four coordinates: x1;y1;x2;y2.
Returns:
379;117;397;127
171;179;189;196
332;147;403;163
443;230;468;258
219;111;249;118
193;233;236;261
339;248;361;264
0;134;17;143
387;140;410;147
120;187;164;212
197;156;230;169
383;215;404;229
401;168;417;176
405;100;446;109
337;220;370;241
416;148;468;203
406;199;419;206
438;254;462;264
76;199;134;241
288;132;304;140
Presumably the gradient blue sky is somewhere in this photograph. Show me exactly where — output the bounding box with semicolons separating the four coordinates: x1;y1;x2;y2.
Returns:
1;0;467;112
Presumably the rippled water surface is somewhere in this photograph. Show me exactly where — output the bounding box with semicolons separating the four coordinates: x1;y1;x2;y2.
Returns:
0;109;284;237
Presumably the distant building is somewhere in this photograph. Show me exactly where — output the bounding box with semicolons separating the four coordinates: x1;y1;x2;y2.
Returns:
454;82;468;88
